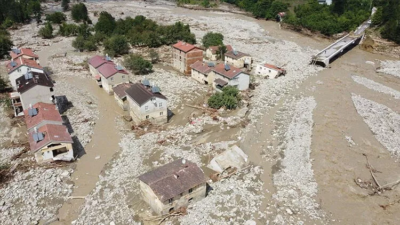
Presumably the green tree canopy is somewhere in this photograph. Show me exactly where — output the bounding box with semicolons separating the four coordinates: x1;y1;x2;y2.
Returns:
71;3;89;22
123;54;153;75
95;11;116;35
202;32;223;48
39;22;54;39
45;12;66;24
0;32;12;58
104;35;129;56
208;86;240;109
62;0;70;12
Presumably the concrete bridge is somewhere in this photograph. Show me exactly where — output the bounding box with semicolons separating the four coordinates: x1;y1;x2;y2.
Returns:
311;20;371;67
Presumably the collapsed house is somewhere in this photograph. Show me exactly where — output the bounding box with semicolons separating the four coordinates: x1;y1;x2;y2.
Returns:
125;80;168;124
138;159;208;215
255;63;287;79
224;50;252;70
28;124;74;163
172;41;203;75
207;145;248;180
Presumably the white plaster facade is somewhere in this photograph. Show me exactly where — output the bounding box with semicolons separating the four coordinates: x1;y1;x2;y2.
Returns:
212;72;250;91
191;69;214;85
127;96;168;124
9;66;44;90
224;55;252;69
101;73;129;94
34;142;73;163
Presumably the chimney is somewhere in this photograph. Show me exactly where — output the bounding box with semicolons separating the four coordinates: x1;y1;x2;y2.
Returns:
34;127;38;133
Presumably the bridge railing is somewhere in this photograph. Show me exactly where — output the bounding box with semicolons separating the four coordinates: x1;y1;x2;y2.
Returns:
315;33;351;58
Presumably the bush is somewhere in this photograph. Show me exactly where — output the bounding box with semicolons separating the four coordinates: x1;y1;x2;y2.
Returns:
72;35;85;51
62;0;70;11
71;3;89;22
0;33;13;57
0;76;8;91
208;86;240;109
58;23;79;36
149;49;159;63
45;12;66;24
123;54;153;75
202;32;223;48
39;22;53;39
94;11;116;35
104;35;129;56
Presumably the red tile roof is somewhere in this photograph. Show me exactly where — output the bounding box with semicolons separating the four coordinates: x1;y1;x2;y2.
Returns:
10;48;39;60
88;55;111;68
6;58;43;74
138;159;207;202
24;102;62;130
113;82;134;99
263;63;285;72
97;62;128;79
190;60;212;74
172;41;200;53
212;64;246;79
225;50;250;59
208;45;233;54
28;124;73;152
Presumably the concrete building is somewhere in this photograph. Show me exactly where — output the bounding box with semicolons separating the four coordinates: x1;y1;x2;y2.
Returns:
318;0;332;5
97;62;129;94
88;55;112;78
6;58;44;90
255;63;286;79
138;159;207;215
190;60;215;85
205;45;233;61
211;64;250;91
16;72;54;110
172;41;203;75
9;48;39;62
125;81;168;124
113;82;134;111
28;124;74;163
224;50;252;70
24;102;63;132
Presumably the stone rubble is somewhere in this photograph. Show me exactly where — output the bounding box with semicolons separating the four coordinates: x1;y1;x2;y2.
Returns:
352;75;400;100
0;104;11;147
272;97;325;223
352;94;400;157
0;147;24;165
377;60;400;78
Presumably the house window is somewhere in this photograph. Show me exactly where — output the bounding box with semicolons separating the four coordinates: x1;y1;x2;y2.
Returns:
122;75;125;79
160;112;163;116
269;70;271;73
18;69;21;72
27;68;31;71
110;77;114;81
168;198;173;203
146;115;149;119
188;188;193;193
159;103;162;107
145;106;148;111
50;88;54;92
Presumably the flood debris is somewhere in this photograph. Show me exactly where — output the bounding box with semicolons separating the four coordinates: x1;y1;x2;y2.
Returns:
377;60;400;78
207;145;248;175
352;75;400;99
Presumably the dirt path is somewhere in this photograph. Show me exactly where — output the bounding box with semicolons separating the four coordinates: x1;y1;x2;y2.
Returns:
37;43;124;225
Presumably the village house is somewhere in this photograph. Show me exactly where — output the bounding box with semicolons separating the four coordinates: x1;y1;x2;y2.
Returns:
16;72;54;110
224;50;252;70
190;60;215;85
205;45;233;61
113;82;134;110
24;102;63;132
138;159;208;215
88;54;112;79
97;62;129;94
125;81;168;124
172;41;203;75
6;57;44;90
255;63;287;79
28;124;74;163
212;64;250;91
10;48;39;62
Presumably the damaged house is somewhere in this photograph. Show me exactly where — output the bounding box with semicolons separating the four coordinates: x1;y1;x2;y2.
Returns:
24;102;63;132
172;41;203;75
113;82;134;111
6;57;44;90
212;64;250;91
224;50;252;70
138;159;208;215
28;124;74;163
16;72;54;110
205;45;233;61
190;60;215;85
10;47;39;62
125;80;168;124
255;63;287;79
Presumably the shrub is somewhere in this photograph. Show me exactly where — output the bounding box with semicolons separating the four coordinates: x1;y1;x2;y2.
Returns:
94;11;116;35
0;34;13;58
71;3;89;22
39;22;53;39
123;54;153;75
45;12;66;24
149;49;159;63
208;86;240;109
202;32;223;48
62;0;70;11
58;23;79;36
104;35;129;56
72;35;85;51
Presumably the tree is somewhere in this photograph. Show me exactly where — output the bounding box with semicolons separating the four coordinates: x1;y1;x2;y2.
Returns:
94;11;116;35
0;34;12;58
28;0;42;21
216;45;227;60
123;54;153;74
0;76;8;91
72;35;85;51
71;3;89;22
62;0;70;12
202;32;223;48
104;35;129;56
38;22;53;39
58;23;79;36
45;12;66;24
208;86;240;109
149;49;159;63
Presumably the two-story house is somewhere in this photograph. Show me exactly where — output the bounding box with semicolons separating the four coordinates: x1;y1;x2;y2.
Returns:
97;62;129;94
138;159;208;215
205;45;232;61
125;81;168;124
28;124;74;163
190;60;215;85
16;72;54;110
224;50;252;70
6;57;44;90
255;63;287;79
88;54;112;79
10;48;39;62
172;41;203;75
212;64;250;91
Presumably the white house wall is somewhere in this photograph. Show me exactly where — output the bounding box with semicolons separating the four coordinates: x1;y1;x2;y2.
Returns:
255;65;279;78
213;72;249;91
9;66;44;90
128;96;168;124
101;73;129;94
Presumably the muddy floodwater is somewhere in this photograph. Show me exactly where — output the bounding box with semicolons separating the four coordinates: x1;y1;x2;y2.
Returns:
2;1;400;224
